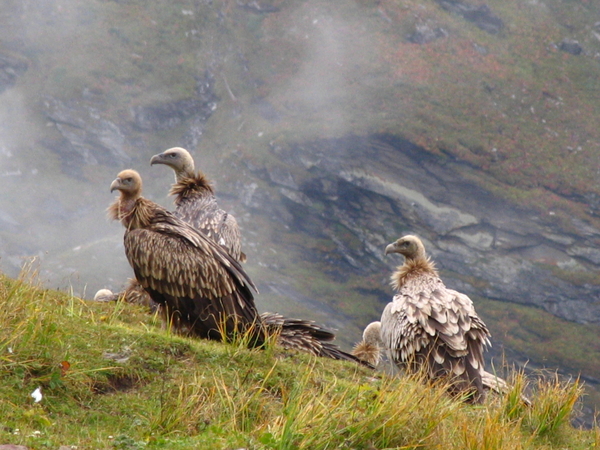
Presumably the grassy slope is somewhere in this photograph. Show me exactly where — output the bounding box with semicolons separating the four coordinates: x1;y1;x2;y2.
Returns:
0;271;598;450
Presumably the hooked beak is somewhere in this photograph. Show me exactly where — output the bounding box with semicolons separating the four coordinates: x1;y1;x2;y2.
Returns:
110;178;121;193
384;242;397;256
150;153;165;166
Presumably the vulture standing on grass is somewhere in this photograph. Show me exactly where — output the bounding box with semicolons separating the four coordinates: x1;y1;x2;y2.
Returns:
381;235;491;402
353;320;527;403
97;147;245;311
108;169;368;363
150;147;246;262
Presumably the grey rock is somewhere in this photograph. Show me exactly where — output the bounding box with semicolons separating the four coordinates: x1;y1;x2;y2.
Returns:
264;134;600;324
131;97;215;131
280;188;312;207
44;97;130;166
237;1;281;14
131;72;218;131
269;166;297;189
448;225;494;250
0;53;28;94
407;24;448;44
567;245;600;265
558;39;583;56
436;0;504;34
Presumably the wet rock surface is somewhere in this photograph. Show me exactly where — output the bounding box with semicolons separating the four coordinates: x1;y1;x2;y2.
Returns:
43;96;130;167
558;39;583;56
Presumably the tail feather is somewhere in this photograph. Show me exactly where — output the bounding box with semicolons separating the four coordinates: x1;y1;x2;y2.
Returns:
261;312;373;367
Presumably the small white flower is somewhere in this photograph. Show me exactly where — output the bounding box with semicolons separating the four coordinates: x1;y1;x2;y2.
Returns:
31;386;42;403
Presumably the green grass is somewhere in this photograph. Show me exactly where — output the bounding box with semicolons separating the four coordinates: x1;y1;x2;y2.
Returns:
0;269;598;449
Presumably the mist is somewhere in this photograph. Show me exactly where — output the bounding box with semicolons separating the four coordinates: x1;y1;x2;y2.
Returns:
0;0;385;299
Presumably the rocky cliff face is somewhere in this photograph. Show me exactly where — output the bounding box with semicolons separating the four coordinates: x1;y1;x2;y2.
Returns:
251;134;600;325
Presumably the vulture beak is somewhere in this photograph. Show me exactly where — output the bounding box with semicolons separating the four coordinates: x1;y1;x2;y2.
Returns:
110;178;121;193
150;153;165;166
384;242;397;256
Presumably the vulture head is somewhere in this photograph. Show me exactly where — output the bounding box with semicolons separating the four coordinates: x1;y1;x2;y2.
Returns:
352;321;383;367
384;235;427;261
362;321;382;347
110;169;143;199
93;289;117;302
150;147;195;180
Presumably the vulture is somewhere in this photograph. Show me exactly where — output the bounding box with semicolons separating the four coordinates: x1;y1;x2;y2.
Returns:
108;169;367;363
353;320;529;403
150;147;245;262
93;280;159;311
352;321;383;368
109;169;263;345
381;235;491;402
101;147;244;311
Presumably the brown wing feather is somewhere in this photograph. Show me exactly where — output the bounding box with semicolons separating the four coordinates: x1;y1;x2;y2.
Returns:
124;205;262;344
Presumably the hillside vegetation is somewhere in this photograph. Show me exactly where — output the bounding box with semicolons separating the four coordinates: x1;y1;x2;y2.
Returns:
0;267;597;450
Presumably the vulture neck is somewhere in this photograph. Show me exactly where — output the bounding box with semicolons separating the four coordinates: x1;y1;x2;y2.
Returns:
173;158;195;182
109;195;154;230
169;171;215;205
390;255;437;291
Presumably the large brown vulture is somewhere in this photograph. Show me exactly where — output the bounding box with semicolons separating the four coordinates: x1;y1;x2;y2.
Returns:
150;147;245;262
109;169;263;345
381;235;491;402
100;147;243;311
108;169;367;363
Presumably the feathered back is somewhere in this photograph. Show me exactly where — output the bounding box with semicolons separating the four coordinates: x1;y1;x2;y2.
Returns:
261;312;369;364
151;147;246;262
171;174;245;262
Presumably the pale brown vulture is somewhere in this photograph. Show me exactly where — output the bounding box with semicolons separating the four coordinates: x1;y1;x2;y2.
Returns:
354;320;526;402
108;169;369;364
102;147;243;311
150;147;245;262
352;321;383;367
381;235;491;402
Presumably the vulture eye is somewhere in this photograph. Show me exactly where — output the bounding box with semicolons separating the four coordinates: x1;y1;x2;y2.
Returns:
169;153;176;158
125;177;132;183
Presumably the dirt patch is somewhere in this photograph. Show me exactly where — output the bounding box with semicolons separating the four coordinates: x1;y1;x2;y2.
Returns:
92;373;140;395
